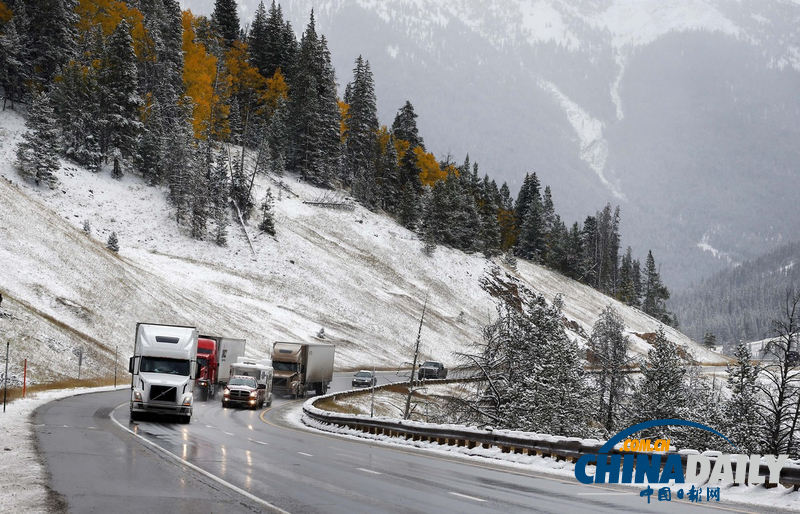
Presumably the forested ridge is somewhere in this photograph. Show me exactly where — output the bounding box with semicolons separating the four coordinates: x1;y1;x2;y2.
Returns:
673;240;800;348
3;0;672;322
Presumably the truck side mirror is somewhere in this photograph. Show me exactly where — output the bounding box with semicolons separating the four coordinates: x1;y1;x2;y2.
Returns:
257;383;266;390
128;356;135;374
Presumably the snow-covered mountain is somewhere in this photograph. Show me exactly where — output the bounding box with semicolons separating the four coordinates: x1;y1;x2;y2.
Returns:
186;0;800;290
0;107;724;386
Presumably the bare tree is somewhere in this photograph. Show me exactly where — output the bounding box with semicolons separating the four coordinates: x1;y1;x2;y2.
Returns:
757;288;800;456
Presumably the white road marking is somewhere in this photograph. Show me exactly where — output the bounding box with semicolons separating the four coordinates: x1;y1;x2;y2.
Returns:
223;431;235;436
449;492;486;502
357;468;382;475
298;452;313;457
249;439;268;445
110;403;290;514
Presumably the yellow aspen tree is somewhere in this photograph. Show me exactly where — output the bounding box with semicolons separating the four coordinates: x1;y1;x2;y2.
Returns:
0;1;12;24
76;0;150;59
263;68;289;116
415;147;447;186
182;10;229;139
225;39;267;132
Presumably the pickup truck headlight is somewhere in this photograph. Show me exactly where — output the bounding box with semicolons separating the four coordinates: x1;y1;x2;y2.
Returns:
249;390;258;398
223;388;230;397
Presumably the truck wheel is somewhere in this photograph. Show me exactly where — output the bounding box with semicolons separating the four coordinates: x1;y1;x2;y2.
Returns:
200;387;209;402
130;410;140;422
267;394;272;407
180;415;191;424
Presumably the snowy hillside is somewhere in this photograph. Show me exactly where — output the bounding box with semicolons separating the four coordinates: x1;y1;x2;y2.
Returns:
0;107;724;385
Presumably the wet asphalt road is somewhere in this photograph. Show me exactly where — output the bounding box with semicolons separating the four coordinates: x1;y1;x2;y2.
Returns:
34;373;782;514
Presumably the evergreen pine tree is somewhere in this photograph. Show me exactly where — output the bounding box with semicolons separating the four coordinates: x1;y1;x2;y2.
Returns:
51;52;102;171
287;12;340;186
107;231;119;252
102;19;144;176
617;247;639;306
467;286;595;437
642;250;674;325
21;0;77;89
0;9;29;108
580;215;599;287
375;133;400;213
259;188;276;236
702;331;717;349
627;327;689;440
343;56;379;200
189;140;209;240
137;95;167;185
16;91;60;188
211;145;229;246
164;104;196;226
247;1;269;75
391;100;424;150
212;0;240;46
724;341;763;453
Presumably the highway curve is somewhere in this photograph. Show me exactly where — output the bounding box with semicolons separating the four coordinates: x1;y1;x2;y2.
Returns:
34;375;779;514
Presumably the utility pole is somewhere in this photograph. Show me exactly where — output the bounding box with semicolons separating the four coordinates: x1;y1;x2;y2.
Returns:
3;342;8;413
404;294;428;420
370;364;375;418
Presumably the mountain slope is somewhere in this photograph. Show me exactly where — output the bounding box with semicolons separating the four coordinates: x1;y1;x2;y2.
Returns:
204;0;800;291
672;240;800;347
0;107;724;385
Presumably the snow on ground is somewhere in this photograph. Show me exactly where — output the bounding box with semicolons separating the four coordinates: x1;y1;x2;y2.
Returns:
296;389;800;511
0;386;117;514
0;105;725;391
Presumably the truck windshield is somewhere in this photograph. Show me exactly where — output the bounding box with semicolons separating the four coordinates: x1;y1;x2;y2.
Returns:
197;357;208;369
229;377;257;387
140;357;190;376
272;361;298;372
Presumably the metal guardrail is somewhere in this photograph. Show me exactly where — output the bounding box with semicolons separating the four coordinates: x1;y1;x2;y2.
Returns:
304;381;800;490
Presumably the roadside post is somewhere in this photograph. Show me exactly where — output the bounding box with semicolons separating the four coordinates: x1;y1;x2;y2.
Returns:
23;358;26;398
3;341;8;412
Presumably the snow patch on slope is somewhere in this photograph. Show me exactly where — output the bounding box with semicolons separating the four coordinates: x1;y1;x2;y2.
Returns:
537;79;625;200
592;0;740;49
697;233;735;263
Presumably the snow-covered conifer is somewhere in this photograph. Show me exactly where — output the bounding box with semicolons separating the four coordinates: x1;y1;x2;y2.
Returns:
107;231;119;252
258;188;276;236
724;341;763;453
16;92;60;188
588;305;631;433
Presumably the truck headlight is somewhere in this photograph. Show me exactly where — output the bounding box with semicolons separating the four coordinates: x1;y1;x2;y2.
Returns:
249;390;258;398
133;391;143;402
182;395;193;407
223;388;230;397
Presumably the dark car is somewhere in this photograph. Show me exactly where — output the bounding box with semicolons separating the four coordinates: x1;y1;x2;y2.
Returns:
352;370;377;388
418;361;447;380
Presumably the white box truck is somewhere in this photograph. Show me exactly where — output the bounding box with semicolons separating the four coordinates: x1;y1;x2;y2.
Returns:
217;337;246;386
272;342;335;398
129;323;198;423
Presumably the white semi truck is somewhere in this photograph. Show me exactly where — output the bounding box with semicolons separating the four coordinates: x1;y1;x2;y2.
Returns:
129;323;198;423
271;341;335;398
